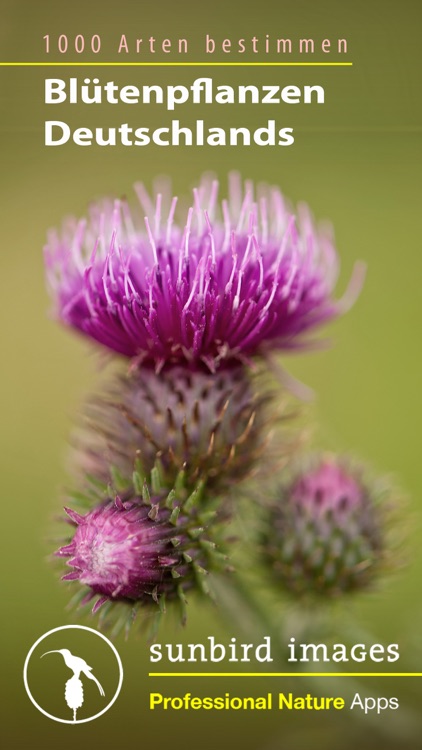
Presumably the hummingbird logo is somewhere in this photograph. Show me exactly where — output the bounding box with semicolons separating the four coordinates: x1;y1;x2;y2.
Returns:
41;648;105;721
23;625;123;724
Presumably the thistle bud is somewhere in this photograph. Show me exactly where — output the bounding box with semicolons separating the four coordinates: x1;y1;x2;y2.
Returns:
56;468;224;627
263;456;392;598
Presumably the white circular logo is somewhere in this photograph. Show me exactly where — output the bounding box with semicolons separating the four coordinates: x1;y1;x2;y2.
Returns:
23;625;123;724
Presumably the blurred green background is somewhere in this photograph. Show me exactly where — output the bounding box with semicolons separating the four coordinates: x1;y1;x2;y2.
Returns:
1;0;421;747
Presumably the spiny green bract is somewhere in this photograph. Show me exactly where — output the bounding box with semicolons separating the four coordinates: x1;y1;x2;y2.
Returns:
73;366;272;496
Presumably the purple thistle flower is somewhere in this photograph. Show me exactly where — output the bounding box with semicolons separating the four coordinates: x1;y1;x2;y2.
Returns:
57;497;212;615
45;173;364;371
263;456;388;598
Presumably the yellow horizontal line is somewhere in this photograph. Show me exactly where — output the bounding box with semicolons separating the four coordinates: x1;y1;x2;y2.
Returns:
149;672;422;677
0;61;353;67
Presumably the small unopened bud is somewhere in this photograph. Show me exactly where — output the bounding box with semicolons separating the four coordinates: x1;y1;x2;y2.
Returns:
263;456;395;598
